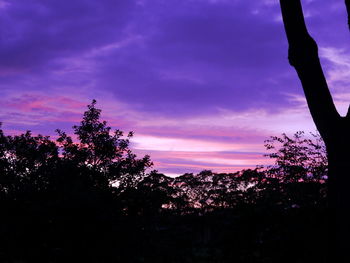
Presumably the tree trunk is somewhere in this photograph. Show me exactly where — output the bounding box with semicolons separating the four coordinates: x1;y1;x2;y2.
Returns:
279;0;350;261
326;121;350;261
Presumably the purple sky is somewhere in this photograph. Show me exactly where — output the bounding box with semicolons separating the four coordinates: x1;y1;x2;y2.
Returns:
1;0;350;176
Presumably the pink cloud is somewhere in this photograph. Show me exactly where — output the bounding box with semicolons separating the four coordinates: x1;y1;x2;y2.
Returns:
134;149;271;176
0;90;310;176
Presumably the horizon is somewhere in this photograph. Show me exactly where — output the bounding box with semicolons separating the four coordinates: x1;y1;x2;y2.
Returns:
1;0;349;176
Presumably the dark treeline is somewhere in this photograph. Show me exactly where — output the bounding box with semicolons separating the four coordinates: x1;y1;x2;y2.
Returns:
1;101;328;262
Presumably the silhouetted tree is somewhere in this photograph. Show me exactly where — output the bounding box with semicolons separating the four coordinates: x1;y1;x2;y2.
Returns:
0;99;331;262
0;101;154;262
0;127;59;198
279;0;350;260
56;99;152;190
264;131;327;182
262;132;327;211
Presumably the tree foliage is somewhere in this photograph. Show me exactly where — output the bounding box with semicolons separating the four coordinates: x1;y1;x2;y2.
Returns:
0;103;328;262
264;131;327;182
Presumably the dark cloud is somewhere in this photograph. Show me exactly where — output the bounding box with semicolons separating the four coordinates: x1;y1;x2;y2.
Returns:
92;0;303;116
0;0;347;117
0;0;135;71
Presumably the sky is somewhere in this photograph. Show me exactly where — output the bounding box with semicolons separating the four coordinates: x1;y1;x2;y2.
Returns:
1;0;350;176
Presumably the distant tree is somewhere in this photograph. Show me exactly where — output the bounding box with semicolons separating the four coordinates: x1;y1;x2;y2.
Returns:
120;171;175;216
0;126;59;198
264;131;327;182
56;99;152;190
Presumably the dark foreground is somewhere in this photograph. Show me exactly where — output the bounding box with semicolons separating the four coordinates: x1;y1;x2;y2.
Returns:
1;193;327;263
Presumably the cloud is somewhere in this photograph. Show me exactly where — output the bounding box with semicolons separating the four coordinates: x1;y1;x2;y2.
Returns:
0;0;302;117
0;0;9;9
93;0;300;116
0;0;346;175
0;0;135;72
136;149;271;176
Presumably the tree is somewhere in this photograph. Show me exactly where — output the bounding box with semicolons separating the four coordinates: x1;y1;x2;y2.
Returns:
1;119;329;261
279;0;350;260
264;131;327;182
0;125;59;198
0;100;155;262
56;99;152;190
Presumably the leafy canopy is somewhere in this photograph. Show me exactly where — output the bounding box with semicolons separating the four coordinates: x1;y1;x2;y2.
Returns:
0;100;152;195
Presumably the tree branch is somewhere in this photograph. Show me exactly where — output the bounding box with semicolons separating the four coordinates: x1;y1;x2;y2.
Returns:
344;0;350;118
346;0;350;30
279;0;340;139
